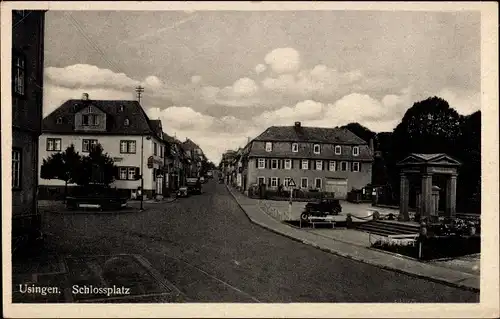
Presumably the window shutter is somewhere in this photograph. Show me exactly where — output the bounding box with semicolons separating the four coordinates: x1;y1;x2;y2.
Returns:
309;160;312;170
291;159;294;169
268;177;271;186
277;159;280;169
313;160;316;170
277;178;281;186
114;167;120;179
350;162;353;172
135;167;140;180
358;162;361;172
255;158;258;168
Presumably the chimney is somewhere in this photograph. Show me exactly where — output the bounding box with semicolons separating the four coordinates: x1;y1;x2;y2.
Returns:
369;138;374;154
82;93;89;100
294;121;301;129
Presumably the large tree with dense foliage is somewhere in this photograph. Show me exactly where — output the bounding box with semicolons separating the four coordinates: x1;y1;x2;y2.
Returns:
40;144;81;199
75;144;117;187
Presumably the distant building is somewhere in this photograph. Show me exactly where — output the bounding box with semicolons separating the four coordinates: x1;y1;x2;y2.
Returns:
163;132;188;190
181;138;206;177
11;10;46;250
38;95;169;199
241;121;374;199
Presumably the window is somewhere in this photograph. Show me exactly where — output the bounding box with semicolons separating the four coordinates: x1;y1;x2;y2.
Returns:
284;159;292;170
82;139;98;152
46;138;62;151
271;159;278;169
340;161;348;171
118;167;137;180
120;140;136;154
119;167;128;180
124;118;130;126
258;176;265;185
13;53;25;96
335;145;342;155
271;177;278;187
82;114;99;126
316;160;323;171
329;161;336;172
313;144;321;154
301;159;309;170
159;145;163;158
153;142;157;156
315;178;322;189
283;177;292;187
292;143;298;152
301;177;308;189
265;142;272;152
12;149;21;189
56;117;63;124
258;158;265;169
352;146;359;156
119;105;124;112
128;167;136;180
352;162;360;172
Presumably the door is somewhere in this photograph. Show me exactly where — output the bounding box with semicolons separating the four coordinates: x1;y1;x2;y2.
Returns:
156;175;163;195
325;178;348;199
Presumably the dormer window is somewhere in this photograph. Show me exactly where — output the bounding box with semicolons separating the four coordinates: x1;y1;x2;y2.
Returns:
88;106;93;113
124;118;130;126
265;142;272;152
313;144;321;154
335;145;342;155
56;117;63;124
82;114;99;126
352;146;359;156
292;143;298;152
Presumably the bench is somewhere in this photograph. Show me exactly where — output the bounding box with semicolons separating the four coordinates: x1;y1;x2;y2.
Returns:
300;216;336;229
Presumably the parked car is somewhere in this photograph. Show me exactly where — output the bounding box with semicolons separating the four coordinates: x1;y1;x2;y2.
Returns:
66;185;128;211
300;198;342;221
186;178;202;195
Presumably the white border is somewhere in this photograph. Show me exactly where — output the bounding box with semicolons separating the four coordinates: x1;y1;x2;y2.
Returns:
2;1;499;318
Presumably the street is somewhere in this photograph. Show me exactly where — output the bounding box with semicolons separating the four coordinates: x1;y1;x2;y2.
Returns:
34;179;478;303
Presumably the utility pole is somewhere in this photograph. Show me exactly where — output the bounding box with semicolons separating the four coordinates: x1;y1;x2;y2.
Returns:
136;85;145;211
135;85;144;104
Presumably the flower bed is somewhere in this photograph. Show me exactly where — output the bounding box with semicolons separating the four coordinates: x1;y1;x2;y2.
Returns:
372;234;480;260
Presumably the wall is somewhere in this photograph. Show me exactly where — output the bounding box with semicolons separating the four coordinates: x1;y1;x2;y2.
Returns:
38;133;163;191
12;130;38;217
246;158;372;193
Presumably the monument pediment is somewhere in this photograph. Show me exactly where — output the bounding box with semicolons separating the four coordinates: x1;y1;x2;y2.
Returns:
397;153;461;167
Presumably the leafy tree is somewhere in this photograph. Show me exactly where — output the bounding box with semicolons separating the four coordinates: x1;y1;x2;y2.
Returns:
40;144;81;199
75;144;117;187
341;122;376;144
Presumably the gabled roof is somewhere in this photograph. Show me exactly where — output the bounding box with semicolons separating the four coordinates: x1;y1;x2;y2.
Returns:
254;125;367;144
42;99;156;135
162;132;177;144
397;153;462;167
181;138;200;151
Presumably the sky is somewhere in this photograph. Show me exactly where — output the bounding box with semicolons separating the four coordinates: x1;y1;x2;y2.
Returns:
43;10;481;164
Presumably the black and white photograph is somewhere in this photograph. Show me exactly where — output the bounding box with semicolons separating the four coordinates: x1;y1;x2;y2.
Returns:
2;1;499;318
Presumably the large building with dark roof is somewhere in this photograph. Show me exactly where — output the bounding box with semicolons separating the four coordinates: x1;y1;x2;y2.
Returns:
243;121;374;199
38;94;170;199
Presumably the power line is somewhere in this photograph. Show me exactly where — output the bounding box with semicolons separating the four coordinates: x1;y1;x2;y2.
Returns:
63;13;125;75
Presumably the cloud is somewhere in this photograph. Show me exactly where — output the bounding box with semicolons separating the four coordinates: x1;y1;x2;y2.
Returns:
143;75;164;89
255;100;325;126
200;77;261;107
45;64;140;89
434;88;480;115
147;106;214;131
191;75;202;84
43;84;135;116
264;48;301;74
255;64;267;74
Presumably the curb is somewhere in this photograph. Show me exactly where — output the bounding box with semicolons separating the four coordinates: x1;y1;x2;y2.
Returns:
226;185;480;293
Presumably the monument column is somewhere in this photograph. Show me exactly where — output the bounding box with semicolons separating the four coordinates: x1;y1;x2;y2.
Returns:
445;174;458;219
399;173;410;221
421;173;433;220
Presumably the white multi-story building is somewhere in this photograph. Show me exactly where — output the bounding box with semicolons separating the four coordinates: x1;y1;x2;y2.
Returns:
38;94;169;199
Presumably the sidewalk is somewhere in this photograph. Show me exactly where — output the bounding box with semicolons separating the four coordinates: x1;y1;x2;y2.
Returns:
227;185;480;292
